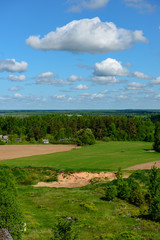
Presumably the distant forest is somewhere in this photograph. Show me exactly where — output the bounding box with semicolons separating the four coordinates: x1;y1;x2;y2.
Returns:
0;112;160;143
1;109;160;117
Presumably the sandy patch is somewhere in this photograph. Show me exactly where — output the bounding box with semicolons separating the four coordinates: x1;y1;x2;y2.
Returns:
34;172;130;188
124;161;160;170
0;144;80;161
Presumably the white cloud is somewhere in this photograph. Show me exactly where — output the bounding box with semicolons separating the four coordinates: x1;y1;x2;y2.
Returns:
38;72;56;78
67;75;82;82
150;77;160;85
90;93;104;99
9;87;22;91
133;71;152;79
91;76;121;85
123;0;156;13
26;17;148;54
94;58;130;76
35;78;71;86
55;95;66;99
74;84;89;90
126;82;146;90
13;93;24;98
34;72;71;86
68;0;109;12
93;58;152;80
8;74;26;81
0;59;28;72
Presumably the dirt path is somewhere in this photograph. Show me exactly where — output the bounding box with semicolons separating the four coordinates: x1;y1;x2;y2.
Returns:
34;172;130;188
0;144;80;161
124;161;160;170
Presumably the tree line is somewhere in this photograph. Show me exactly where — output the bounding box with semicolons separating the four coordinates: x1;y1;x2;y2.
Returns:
0;114;156;143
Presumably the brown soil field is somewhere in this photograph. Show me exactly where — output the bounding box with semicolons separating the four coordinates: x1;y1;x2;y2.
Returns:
34;172;130;188
124;161;160;170
0;144;80;161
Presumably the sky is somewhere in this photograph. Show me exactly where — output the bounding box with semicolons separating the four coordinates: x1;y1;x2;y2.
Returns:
0;0;160;110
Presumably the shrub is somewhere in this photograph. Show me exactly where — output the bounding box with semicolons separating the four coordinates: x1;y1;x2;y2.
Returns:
51;217;79;240
117;181;130;201
0;139;5;145
148;189;160;222
0;168;24;239
76;128;95;146
102;137;111;142
129;181;145;207
105;185;117;201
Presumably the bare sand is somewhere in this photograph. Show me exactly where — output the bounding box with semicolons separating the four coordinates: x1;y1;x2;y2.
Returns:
34;172;130;188
0;144;80;161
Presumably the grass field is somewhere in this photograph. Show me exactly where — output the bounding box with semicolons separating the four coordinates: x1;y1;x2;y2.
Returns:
19;181;160;240
1;141;159;171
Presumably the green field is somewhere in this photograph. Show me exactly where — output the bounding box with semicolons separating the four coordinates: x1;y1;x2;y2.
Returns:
1;141;159;171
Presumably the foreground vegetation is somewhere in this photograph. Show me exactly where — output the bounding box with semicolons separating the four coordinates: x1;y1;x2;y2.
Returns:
0;166;160;240
1;141;159;171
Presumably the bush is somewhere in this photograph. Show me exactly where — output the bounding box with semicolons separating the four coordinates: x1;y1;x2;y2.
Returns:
0;139;5;145
148;189;160;222
76;128;95;146
0;168;24;239
117;181;130;201
102;137;111;142
129;181;145;207
51;217;79;240
105;185;117;201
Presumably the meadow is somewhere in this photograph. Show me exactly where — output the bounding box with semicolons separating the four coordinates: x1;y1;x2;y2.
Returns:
1;141;160;240
1;141;159;171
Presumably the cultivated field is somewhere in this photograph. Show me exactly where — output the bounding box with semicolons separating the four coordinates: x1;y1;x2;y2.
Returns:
1;141;160;171
0;144;80;161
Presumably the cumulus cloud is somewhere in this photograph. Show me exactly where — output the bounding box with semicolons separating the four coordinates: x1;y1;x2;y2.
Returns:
67;75;82;82
125;82;146;90
26;17;148;54
68;0;109;12
90;93;104;99
150;77;160;85
8;74;26;81
93;58;152;80
133;71;152;79
34;72;71;86
0;59;28;73
13;93;24;98
94;58;130;76
91;76;122;85
74;84;89;90
38;72;56;78
9;87;23;91
123;0;156;13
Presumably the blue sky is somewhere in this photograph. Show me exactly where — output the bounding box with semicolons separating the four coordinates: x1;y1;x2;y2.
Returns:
0;0;160;110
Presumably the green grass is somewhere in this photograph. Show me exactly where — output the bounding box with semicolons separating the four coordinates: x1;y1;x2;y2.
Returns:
19;183;160;240
1;141;159;171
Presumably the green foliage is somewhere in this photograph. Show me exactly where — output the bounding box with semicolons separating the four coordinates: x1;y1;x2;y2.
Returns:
79;202;97;211
0;168;24;239
148;189;160;222
105;185;117;201
102;136;111;142
51;217;79;240
148;164;159;200
115;231;141;240
129;181;145;207
153;122;160;152
0;139;5;145
117;181;131;200
76;128;95;146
